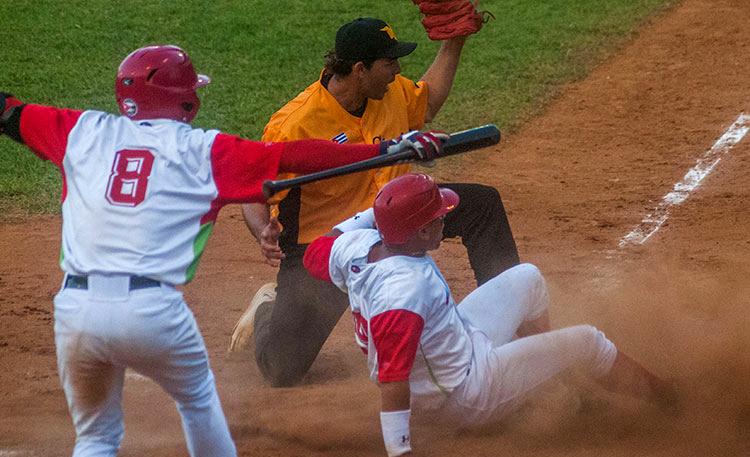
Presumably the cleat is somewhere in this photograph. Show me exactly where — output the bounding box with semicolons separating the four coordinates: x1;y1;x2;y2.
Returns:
228;282;276;353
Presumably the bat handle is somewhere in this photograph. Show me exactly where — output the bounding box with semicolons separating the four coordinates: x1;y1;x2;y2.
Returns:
261;124;501;199
262;148;415;199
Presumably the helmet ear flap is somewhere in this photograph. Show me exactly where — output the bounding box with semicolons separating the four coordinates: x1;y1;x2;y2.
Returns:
180;92;201;123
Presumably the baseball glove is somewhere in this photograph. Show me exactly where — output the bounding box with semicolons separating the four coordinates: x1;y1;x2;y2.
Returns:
412;0;494;41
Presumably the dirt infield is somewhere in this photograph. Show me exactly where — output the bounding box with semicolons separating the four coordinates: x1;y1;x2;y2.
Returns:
1;0;749;455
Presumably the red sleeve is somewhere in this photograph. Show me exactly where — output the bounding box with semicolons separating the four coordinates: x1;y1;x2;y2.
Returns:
210;135;380;204
303;235;339;282
371;310;425;383
210;133;284;204
279;139;380;174
19;104;83;167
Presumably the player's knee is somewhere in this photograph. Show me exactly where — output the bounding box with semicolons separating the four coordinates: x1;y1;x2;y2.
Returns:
514;262;543;285
265;365;306;387
255;350;307;387
476;183;501;199
514;263;549;316
470;184;502;213
570;324;601;347
571;324;617;377
174;373;219;412
575;324;599;344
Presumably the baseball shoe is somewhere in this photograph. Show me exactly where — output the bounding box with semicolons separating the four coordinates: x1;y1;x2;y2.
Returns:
228;282;276;353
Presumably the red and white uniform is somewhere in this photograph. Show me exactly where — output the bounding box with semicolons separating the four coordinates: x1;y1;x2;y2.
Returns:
306;224;620;426
23;105;296;283
328;229;472;409
7;102;381;457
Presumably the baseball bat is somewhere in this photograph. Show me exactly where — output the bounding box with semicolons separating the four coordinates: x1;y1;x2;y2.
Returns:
262;124;500;198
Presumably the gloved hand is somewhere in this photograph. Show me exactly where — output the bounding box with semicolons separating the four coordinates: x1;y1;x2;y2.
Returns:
380;130;449;161
412;0;493;41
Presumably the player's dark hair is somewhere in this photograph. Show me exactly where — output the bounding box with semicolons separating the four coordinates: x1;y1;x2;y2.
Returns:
324;50;375;77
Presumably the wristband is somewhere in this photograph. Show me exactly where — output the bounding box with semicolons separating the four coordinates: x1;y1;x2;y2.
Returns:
380;409;412;457
333;208;376;232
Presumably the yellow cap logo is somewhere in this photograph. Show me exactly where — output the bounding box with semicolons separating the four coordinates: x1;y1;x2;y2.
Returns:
380;25;397;40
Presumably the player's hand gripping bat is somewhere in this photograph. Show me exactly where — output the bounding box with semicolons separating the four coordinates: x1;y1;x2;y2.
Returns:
262;124;500;198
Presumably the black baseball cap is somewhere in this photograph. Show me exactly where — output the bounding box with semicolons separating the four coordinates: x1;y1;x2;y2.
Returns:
335;18;417;62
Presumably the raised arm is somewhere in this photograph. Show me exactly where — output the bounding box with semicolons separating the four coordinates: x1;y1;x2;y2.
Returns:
1;94;83;167
419;36;467;123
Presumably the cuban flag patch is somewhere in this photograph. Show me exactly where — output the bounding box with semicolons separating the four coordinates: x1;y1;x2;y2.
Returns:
332;132;348;144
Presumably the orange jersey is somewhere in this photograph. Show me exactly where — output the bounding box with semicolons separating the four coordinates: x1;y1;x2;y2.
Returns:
263;73;429;247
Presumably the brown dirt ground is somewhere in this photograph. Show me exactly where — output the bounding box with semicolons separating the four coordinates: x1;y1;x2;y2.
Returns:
1;0;749;455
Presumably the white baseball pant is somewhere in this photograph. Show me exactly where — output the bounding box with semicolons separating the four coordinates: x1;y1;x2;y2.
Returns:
53;274;236;457
443;263;618;425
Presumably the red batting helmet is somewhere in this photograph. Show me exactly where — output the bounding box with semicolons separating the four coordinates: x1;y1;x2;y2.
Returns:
115;45;210;123
374;173;459;245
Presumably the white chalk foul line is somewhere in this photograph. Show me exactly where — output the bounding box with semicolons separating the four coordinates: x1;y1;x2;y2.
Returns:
619;113;750;247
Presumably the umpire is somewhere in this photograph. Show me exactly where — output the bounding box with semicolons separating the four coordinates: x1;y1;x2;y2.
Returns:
231;17;519;386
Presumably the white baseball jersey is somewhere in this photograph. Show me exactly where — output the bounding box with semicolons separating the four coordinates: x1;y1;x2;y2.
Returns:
8;99;383;456
325;229;473;410
19;104;283;284
307;231;620;426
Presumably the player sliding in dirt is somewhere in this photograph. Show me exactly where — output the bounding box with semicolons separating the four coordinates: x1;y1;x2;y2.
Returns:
0;45;446;457
303;173;677;457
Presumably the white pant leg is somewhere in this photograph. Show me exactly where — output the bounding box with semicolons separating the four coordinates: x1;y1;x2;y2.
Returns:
120;288;236;457
54;289;127;457
458;263;549;346
446;325;618;426
54;279;235;457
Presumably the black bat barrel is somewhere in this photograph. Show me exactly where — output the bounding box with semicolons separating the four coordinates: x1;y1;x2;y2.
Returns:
442;124;500;156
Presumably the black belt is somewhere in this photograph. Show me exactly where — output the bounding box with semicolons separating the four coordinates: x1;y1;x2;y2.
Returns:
64;275;161;291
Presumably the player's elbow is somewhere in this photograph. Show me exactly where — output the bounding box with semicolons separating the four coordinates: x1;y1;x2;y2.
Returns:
303;236;335;282
423;102;439;124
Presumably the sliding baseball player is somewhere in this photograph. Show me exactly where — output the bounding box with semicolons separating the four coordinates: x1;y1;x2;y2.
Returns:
303;173;677;456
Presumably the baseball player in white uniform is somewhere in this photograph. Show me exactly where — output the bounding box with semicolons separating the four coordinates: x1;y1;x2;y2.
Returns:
303;173;676;456
0;46;446;457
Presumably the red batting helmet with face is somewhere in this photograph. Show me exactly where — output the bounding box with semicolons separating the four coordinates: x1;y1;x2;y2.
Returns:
374;173;459;245
115;45;210;123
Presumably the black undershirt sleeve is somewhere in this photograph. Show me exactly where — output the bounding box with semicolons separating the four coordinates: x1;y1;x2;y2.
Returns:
2;106;24;143
0;92;25;144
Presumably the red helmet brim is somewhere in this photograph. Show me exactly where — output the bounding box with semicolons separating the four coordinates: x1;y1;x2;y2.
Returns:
437;187;459;217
